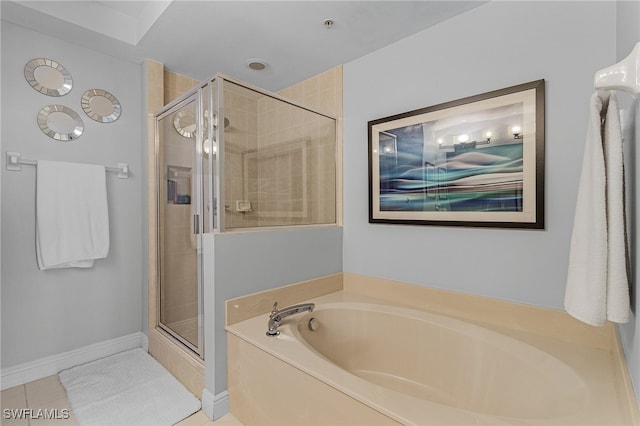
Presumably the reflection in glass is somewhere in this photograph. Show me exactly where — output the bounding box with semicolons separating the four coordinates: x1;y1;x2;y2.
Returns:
173;110;196;138
24;58;72;96
37;105;84;141
222;80;337;229
81;89;121;123
157;98;203;356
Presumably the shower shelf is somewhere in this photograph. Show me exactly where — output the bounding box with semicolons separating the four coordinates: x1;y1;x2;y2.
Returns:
167;165;191;205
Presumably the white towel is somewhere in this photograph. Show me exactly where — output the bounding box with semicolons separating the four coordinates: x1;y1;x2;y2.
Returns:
564;91;630;326
36;160;110;269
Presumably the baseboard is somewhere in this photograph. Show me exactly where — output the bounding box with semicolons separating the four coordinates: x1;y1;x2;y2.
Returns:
1;332;146;390
202;388;229;420
140;332;149;352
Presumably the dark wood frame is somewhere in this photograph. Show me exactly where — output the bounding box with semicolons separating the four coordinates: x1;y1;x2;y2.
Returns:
368;79;545;229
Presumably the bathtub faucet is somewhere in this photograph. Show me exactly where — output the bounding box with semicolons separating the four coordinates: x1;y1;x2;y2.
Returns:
266;301;315;336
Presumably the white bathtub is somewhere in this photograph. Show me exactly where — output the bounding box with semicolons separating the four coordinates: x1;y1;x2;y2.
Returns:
226;291;634;425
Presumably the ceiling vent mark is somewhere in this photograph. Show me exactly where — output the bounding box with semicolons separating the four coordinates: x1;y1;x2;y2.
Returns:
246;59;267;71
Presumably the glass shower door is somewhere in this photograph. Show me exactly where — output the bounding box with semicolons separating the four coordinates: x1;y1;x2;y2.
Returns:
156;95;204;357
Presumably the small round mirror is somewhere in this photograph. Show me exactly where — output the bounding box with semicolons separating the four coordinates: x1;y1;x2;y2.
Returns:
81;89;121;123
173;110;196;138
24;58;72;96
37;105;84;141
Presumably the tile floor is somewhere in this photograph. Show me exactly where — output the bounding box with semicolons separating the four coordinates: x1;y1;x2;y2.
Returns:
1;375;242;426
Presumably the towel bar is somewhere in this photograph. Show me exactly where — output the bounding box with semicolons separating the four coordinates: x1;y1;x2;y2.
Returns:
5;151;129;179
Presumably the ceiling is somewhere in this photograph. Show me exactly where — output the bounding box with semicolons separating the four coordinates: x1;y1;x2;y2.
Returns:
2;1;486;91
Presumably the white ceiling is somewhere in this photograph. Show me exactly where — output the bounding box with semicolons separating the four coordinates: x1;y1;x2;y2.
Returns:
2;1;486;91
95;1;152;18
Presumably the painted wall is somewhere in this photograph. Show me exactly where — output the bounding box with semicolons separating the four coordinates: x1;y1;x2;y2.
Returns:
616;0;640;405
343;1;616;309
203;226;343;395
1;22;144;368
343;0;640;405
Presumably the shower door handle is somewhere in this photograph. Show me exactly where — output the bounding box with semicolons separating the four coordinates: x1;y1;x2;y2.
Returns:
193;214;200;234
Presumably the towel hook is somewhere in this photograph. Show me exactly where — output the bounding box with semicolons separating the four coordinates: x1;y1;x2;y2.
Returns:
594;42;640;96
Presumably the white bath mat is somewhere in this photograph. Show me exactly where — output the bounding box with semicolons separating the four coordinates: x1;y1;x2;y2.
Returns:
59;348;201;425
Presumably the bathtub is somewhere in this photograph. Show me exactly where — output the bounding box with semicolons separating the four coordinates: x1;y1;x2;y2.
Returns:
226;291;634;425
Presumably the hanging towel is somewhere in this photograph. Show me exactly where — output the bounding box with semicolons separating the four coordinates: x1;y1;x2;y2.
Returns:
564;91;630;326
36;160;110;269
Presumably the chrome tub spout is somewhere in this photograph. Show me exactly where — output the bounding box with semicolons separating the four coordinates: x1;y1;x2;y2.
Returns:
266;302;315;336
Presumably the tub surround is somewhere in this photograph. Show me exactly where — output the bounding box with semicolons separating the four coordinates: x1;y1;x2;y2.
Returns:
226;272;617;348
343;273;615;351
227;333;400;426
225;273;343;326
226;273;639;425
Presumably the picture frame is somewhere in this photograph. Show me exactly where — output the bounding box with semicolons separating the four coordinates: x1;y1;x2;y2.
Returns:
368;79;545;229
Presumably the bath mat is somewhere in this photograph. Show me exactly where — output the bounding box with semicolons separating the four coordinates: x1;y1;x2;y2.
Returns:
59;348;201;426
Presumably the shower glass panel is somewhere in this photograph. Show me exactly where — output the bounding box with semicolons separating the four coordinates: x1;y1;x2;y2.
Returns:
153;74;336;358
221;80;337;229
156;95;204;357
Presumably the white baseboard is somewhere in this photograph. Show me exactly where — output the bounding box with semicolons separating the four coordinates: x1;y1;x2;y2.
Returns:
202;388;229;420
140;332;149;352
1;332;146;390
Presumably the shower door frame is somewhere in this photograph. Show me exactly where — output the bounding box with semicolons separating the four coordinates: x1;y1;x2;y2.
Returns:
155;91;206;359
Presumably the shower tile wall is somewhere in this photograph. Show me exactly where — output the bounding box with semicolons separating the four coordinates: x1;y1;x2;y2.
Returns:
225;66;342;229
273;65;341;226
165;71;199;104
224;88;259;229
162;71;201;343
146;62;204;396
278;65;343;117
158;121;197;337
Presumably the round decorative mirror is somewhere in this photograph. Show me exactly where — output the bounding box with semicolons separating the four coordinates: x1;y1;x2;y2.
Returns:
81;89;121;123
37;105;84;141
173;110;196;138
24;58;72;96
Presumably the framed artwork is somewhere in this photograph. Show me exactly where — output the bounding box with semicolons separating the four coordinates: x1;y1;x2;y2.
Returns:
368;79;545;229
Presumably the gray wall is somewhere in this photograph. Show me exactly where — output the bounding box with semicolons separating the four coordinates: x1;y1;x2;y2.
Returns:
616;0;640;405
343;1;615;309
1;22;144;368
203;226;343;394
343;0;640;404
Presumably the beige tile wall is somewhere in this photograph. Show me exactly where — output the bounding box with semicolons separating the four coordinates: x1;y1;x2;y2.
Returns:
148;64;202;337
157;81;200;347
164;71;200;105
146;60;204;397
223;85;259;229
225;66;342;229
280;66;343;226
278;65;343;117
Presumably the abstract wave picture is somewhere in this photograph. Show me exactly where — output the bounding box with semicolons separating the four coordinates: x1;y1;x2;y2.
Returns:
379;141;524;213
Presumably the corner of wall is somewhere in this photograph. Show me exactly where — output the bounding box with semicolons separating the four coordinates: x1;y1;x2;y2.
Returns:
201;388;229;421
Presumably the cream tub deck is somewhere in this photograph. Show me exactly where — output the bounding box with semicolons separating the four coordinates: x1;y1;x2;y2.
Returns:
226;275;638;425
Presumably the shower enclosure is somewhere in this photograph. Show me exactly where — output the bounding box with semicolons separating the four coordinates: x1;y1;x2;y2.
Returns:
155;74;337;357
156;93;207;357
